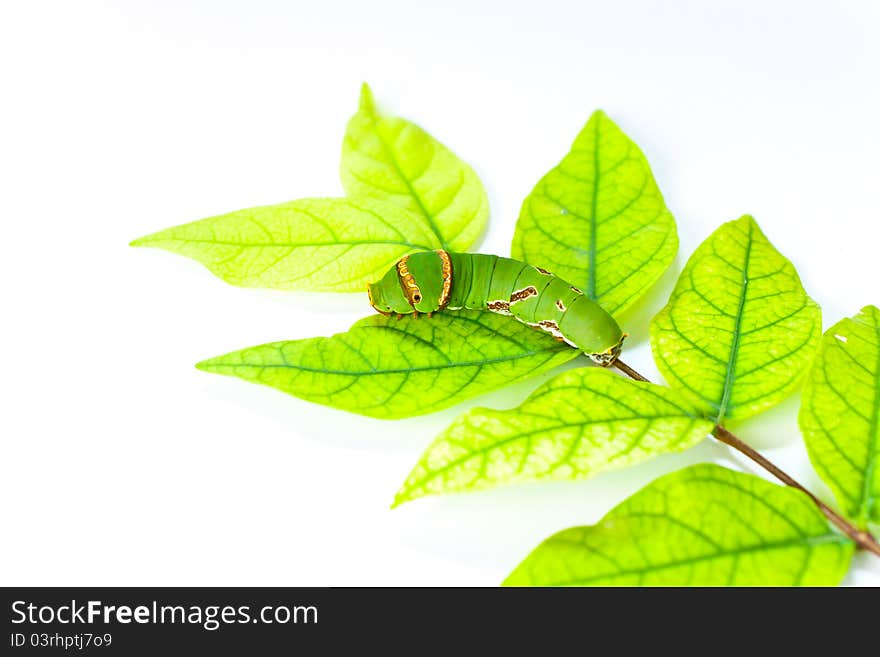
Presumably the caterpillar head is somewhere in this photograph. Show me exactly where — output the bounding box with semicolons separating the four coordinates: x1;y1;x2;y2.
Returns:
587;333;628;366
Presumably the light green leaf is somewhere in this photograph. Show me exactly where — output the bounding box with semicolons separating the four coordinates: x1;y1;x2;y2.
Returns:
651;215;821;424
341;83;489;252
196;311;578;419
511;110;678;318
394;368;713;506
131;197;439;292
800;305;880;527
505;464;853;586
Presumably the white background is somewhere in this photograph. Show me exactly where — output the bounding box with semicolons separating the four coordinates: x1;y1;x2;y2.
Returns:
2;0;879;586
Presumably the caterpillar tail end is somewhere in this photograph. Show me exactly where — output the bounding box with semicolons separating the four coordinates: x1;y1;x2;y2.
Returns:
587;333;628;367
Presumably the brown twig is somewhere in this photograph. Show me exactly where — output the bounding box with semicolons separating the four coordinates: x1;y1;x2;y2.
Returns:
612;358;650;382
612;359;880;557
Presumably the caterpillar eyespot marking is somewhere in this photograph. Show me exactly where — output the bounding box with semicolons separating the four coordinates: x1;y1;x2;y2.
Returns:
367;252;625;365
396;256;422;306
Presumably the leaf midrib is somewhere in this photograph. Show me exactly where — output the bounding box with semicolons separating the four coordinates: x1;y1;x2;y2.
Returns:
136;237;434;250
536;531;849;586
369;117;447;249
587;116;600;299
716;222;753;424
859;313;880;524
202;347;567;378
403;414;705;495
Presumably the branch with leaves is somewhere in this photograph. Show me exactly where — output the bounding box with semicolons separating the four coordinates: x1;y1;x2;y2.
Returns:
133;84;879;586
613;358;880;556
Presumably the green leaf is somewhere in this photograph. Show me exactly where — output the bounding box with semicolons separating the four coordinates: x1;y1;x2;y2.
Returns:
651;215;821;424
130;197;439;292
511;110;678;318
504;464;853;586
394;368;714;506
800;305;880;527
196;311;578;419
341;83;489;252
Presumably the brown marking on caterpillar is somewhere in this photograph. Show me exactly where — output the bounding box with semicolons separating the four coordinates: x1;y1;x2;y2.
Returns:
555;299;566;312
436;249;453;309
535;266;553;276
570;285;583;294
589;350;616;366
509;286;539;303
396;256;422;307
587;333;628;366
537;319;564;338
525;318;576;346
487;299;511;315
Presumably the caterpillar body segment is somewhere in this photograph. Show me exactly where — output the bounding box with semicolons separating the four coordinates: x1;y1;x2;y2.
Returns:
367;250;626;365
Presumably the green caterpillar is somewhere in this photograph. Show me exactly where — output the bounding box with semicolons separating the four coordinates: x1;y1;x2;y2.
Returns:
368;250;626;365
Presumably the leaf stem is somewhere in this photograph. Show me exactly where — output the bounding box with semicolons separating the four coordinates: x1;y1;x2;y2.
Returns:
612;359;880;557
612;359;650;382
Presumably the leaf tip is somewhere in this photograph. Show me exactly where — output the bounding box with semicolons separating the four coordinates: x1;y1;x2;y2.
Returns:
735;213;757;227
359;82;376;114
391;487;412;509
588;109;618;130
130;228;170;248
859;304;880;319
194;358;218;373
